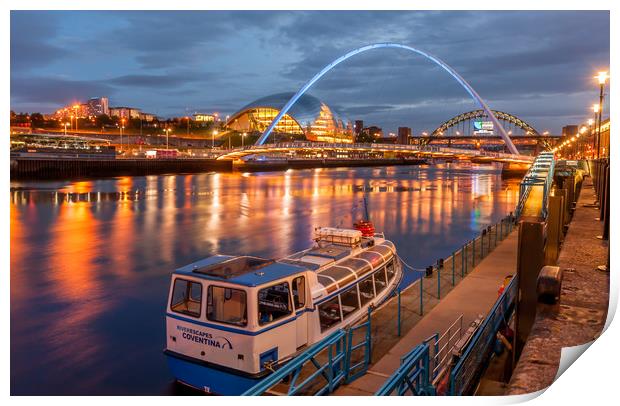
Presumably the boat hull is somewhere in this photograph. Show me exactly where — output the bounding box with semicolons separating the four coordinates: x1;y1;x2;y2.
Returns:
165;350;264;395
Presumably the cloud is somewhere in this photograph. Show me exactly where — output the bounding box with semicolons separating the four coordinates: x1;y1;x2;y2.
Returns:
9;10;610;133
11;76;114;106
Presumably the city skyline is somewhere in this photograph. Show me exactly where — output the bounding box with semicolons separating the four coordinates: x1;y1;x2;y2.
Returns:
11;10;610;134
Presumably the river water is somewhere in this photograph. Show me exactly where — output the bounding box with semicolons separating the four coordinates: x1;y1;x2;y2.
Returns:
10;164;519;395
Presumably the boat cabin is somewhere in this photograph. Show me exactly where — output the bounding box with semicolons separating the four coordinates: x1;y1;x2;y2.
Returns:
165;228;400;393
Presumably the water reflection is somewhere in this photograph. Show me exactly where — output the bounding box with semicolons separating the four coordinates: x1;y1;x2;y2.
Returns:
10;164;518;394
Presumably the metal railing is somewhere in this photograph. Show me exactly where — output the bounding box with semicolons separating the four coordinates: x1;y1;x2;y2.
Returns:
374;344;435;396
447;275;519;395
218;141;535;162
243;309;372;396
424;315;464;384
394;212;515;330
515;152;555;218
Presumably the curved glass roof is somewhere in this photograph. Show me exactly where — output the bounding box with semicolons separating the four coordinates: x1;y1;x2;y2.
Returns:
228;92;350;129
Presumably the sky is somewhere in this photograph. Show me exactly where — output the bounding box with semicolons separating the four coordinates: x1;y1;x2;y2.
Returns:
10;10;610;134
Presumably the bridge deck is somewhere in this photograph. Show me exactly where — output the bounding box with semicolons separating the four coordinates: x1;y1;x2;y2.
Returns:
334;230;519;395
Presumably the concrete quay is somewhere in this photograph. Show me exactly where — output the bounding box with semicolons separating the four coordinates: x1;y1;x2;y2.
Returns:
335;227;520;395
505;177;609;394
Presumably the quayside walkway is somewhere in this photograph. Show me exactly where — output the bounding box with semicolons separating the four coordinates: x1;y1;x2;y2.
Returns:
334;227;520;395
505;176;609;394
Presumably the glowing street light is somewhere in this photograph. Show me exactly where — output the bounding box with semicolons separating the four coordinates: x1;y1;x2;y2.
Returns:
212;129;219;148
594;71;609;158
596;71;609;85
242;132;247;148
163;127;171;149
63;122;69;135
120;118;126;150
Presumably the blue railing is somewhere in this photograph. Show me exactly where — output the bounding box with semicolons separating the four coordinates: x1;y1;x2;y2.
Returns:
374;344;435;396
515;152;555;218
243;309;372;396
447;275;519;395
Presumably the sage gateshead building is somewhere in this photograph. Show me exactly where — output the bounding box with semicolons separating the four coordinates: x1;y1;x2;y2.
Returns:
226;92;354;143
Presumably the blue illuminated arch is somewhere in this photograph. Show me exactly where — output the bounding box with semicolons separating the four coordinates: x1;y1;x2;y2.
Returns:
255;43;520;155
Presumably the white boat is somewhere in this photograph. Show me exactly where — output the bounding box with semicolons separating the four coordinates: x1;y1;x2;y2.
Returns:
164;225;403;394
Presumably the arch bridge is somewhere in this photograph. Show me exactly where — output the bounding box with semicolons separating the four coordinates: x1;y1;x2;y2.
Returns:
431;110;539;138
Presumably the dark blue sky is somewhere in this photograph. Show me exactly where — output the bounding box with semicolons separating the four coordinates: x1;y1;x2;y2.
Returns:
11;10;609;134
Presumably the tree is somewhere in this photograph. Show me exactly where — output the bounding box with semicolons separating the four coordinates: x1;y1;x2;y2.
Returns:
95;114;114;127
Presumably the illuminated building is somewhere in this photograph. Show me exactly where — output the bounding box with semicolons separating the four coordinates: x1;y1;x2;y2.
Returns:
109;106;142;119
193;113;216;122
87;97;109;116
226;93;353;143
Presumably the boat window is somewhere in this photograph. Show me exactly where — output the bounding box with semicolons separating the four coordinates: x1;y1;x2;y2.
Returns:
292;276;306;310
170;278;202;318
386;260;396;282
258;282;292;325
318;296;342;332
340;285;360;320
207;285;248;327
358;276;375;306
374;268;388;295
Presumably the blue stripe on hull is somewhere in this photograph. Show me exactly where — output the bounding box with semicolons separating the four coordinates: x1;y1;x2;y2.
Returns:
166;354;261;395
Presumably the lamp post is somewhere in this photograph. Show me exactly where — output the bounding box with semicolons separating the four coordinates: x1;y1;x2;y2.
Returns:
164;127;171;149
185;116;190;136
63;122;69;135
592;104;599;159
120;118;126;151
212;129;218;149
242;132;246;148
595;71;609;159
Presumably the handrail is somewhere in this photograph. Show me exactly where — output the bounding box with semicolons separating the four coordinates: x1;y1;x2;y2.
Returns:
448;275;519;395
374;344;435;396
515;152;555;218
243;309;372;395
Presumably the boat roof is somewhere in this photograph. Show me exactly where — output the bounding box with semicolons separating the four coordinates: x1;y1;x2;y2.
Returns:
173;255;307;287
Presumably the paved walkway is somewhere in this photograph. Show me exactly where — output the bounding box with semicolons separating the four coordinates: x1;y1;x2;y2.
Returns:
335;229;520;395
506;177;609;394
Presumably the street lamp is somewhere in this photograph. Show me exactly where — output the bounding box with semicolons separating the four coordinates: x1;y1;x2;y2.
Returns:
212;129;218;148
594;71;609;158
185;116;190;136
120;118;126;151
63;122;69;135
72;105;80;132
164;127;171;149
242;132;247;148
